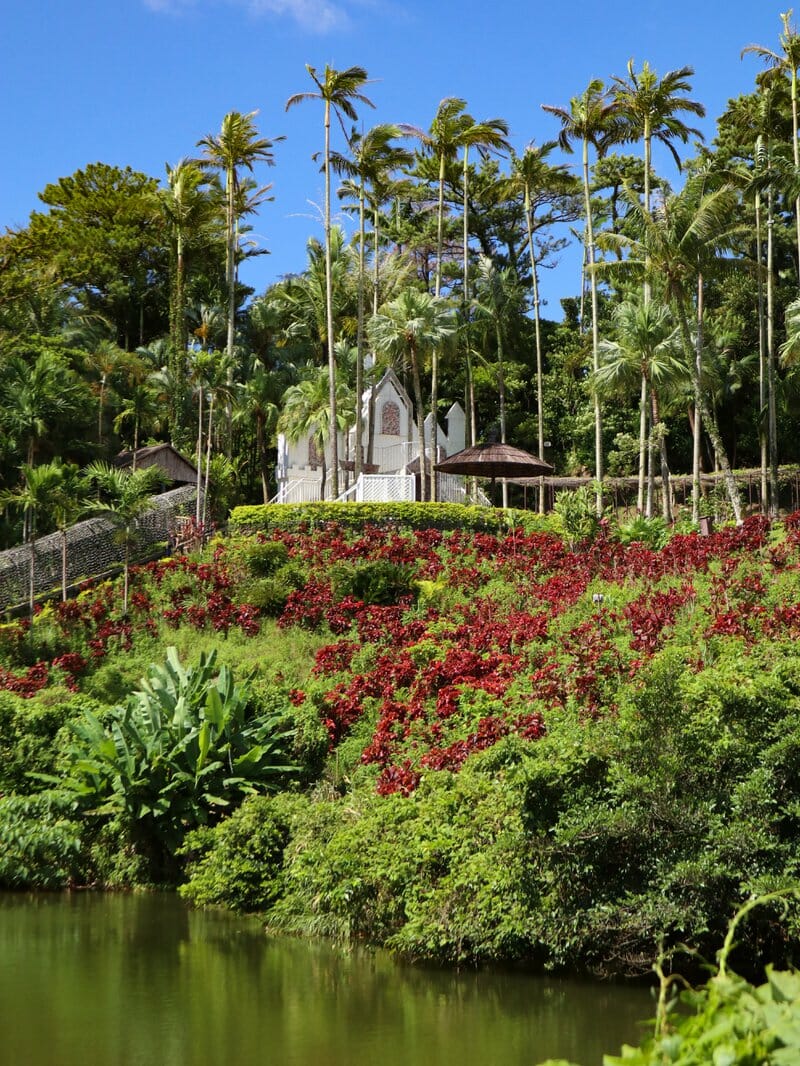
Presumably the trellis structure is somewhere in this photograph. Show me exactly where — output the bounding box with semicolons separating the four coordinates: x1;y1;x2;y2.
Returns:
0;485;197;612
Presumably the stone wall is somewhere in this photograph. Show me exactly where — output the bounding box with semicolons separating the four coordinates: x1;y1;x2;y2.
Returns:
0;486;197;611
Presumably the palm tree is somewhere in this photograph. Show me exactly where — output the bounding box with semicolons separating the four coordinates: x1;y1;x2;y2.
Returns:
596;298;685;520
286;66;374;500
368;290;457;501
1;352;84;468
50;462;90;601
743;9;800;284
238;360;280;503
160;159;218;440
85;462;164;613
0;462;64;617
503;143;580;506
543;81;622;515
196;112;281;369
279;366;350;500
611;60;705;513
82;339;130;445
332;123;413;477
114;377;162;460
415;100;509;499
611;60;705;222
599;177;745;524
471;257;525;508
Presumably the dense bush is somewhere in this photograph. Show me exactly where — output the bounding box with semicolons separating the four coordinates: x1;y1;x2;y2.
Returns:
180;792;309;911
330;559;417;606
0;689;101;793
243;540;290;576
230;501;559;535
0;791;83;888
54;647;297;878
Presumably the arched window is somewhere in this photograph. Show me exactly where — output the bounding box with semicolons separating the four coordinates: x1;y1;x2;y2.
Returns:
381;400;401;436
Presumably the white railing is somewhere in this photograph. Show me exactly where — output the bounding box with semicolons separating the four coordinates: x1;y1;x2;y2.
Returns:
335;473;416;503
269;479;322;505
436;474;491;507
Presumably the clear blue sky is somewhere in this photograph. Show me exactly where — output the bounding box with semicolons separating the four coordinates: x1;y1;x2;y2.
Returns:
1;0;787;319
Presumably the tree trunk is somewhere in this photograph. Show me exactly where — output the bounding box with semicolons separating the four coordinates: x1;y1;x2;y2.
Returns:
410;340;427;502
756;186;768;514
323;99;339;499
678;292;742;524
767;181;779;517
582;136;603;516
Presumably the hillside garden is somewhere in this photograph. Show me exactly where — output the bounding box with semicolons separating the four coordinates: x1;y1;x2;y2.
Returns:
0;502;799;998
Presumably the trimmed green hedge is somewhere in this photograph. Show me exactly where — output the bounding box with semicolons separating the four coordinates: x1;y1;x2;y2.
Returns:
230;501;561;536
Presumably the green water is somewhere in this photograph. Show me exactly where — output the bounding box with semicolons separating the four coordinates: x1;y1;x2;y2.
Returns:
0;893;650;1066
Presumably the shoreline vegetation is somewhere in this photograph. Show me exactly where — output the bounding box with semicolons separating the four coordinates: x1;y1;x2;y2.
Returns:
3;501;800;1058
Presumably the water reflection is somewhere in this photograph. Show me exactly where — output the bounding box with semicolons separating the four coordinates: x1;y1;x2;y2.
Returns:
0;894;650;1066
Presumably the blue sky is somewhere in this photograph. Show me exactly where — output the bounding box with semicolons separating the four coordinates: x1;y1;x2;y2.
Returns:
1;0;787;319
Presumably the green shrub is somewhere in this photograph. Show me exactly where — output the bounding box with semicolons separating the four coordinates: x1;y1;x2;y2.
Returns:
553;486;600;548
0;690;101;793
55;647;297;878
180;792;309;911
615;515;669;549
0;791;83;888
230;501;513;535
330;559;417;606
246;577;293;616
243;540;289;576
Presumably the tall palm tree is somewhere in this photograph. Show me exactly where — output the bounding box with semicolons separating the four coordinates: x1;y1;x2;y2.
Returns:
503;143;580;505
611;59;705;513
415;99;509;498
0;462;64;618
160;159;218;440
611;60;705;222
543;81;622;515
599;177;745;523
332;123;413;477
595;298;685;521
286;66;374;500
368;289;457;501
85;463;165;614
743;9;800;284
50;461;90;601
196;112;281;369
279;366;350;500
471;256;525;508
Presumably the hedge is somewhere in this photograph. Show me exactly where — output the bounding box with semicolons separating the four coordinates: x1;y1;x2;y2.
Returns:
229;502;561;536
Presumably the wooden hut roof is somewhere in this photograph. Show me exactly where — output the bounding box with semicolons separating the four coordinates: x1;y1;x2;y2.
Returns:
115;444;198;484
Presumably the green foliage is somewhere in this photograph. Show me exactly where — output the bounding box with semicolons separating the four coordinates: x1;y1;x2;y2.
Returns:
243;540;290;576
0;791;83;888
615;515;669;549
0;690;99;793
230;501;516;534
180;792;309;911
56;647;296;874
264;757;539;961
553;486;600;547
330;559;417;606
602;967;800;1066
245;576;294;616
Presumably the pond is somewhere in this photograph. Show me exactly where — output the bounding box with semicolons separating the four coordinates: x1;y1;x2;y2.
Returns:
0;893;651;1066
